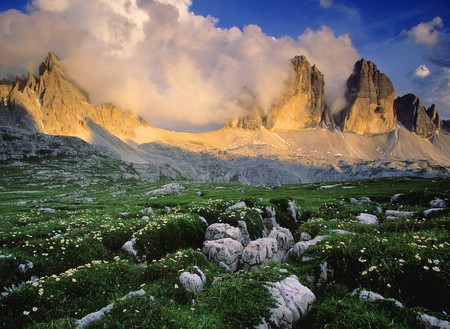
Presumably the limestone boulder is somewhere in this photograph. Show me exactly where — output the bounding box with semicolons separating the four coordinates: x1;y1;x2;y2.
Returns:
265;275;316;328
202;238;244;272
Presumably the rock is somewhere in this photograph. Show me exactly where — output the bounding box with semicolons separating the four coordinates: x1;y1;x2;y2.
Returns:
266;55;325;131
418;313;450;329
37;207;56;213
205;223;242;241
339;59;396;135
427;104;441;129
75;304;114;329
203;238;244;272
385;210;416;220
197;216;208;227
331;229;353;235
264;275;316;328
300;232;312;241
121;237;137;257
141;216;150;220
390;193;403;203
287;200;298;222
350;197;372;205
292;235;326;256
356;213;378;225
145;182;183;196
241;238;279;269
237;221;251;247
394;93;438;137
269;227;295;259
352;289;403;309
18;261;33;274
120;289;146;300
179;266;206;293
139;207;154;215
164;206;171;213
430;198;445;208
226;201;247;212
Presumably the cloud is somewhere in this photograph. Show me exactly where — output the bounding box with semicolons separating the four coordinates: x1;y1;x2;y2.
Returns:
319;0;333;9
407;66;450;119
414;65;431;78
405;17;443;47
0;0;361;131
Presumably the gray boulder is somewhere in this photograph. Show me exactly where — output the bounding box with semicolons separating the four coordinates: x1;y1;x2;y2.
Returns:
203;238;244;272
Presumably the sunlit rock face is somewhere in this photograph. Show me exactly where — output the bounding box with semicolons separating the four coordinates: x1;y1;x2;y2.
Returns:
394;93;438;138
266;55;325;131
0;52;148;140
339;59;397;135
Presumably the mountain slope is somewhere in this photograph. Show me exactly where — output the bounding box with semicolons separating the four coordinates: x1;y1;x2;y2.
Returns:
0;52;449;184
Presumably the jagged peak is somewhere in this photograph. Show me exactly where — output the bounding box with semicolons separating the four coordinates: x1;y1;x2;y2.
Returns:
39;51;61;76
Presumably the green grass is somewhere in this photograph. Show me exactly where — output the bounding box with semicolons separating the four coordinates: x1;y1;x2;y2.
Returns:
0;156;449;328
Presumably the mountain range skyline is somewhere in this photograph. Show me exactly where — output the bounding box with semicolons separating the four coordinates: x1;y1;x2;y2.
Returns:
0;0;448;132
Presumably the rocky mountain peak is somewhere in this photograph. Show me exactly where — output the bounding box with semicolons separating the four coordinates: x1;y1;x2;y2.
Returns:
339;58;396;135
426;104;440;129
265;55;325;130
394;93;439;138
39;51;60;76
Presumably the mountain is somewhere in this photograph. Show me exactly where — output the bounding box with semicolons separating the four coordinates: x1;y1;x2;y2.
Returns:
0;52;449;184
338;59;397;135
394;93;439;138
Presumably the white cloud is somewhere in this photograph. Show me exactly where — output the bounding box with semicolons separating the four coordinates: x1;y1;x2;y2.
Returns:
407;66;450;119
414;65;431;78
0;0;361;130
319;0;333;9
405;17;443;47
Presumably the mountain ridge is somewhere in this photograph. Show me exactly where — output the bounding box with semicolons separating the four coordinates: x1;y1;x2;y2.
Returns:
0;52;449;184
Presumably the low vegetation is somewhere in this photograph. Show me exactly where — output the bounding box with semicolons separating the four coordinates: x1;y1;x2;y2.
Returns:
0;156;448;328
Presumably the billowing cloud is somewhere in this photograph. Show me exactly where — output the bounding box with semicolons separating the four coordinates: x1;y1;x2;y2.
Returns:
405;17;443;47
414;65;431;78
0;0;360;131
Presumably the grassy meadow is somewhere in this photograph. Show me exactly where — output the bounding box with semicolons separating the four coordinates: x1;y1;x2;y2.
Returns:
0;156;449;328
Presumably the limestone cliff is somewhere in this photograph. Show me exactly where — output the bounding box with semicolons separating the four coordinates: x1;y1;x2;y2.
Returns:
426;104;440;129
339;59;397;135
394;94;438;138
0;52;149;140
266;55;325;130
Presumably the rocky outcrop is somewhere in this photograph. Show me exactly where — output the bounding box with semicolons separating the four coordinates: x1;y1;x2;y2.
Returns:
426;104;441;129
339;59;397;135
394;93;438;138
266;56;325;130
0;52;149;140
263;275;316;328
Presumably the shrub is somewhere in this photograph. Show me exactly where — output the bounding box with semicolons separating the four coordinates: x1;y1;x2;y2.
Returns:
134;214;205;261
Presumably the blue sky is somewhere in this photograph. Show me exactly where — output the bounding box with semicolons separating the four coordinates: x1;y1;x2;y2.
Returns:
0;0;449;127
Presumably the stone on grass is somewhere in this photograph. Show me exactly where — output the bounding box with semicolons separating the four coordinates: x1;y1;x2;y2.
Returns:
269;227;295;252
287;200;298;221
197;216;208;227
385;210;416;220
430;198;445;208
418;313;450;329
226;201;247;212
205;223;242;241
203;238;244;272
121;237;137;257
356;213;378;225
350;197;372;205
37;207;56;213
75;304;114;329
145;182;183;196
241;238;278;269
300;232;312;241
292;235;326;256
179;266;206;293
139;207;154;215
237;220;250;247
352;289;403;309
264;275;316;328
390;194;403;203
